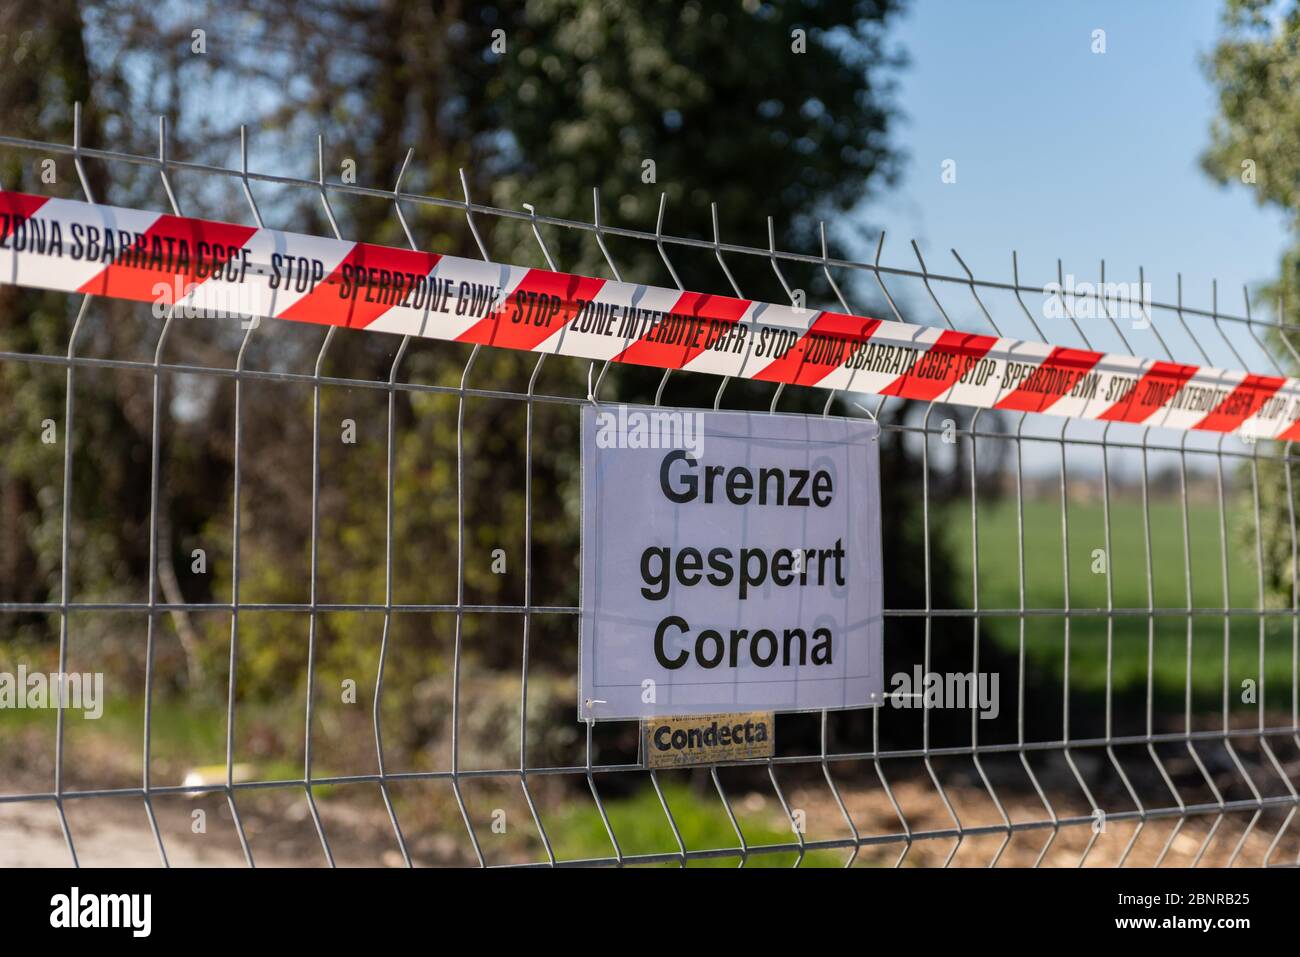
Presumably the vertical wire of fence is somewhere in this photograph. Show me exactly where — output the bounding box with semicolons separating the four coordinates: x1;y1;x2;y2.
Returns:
0;115;1298;867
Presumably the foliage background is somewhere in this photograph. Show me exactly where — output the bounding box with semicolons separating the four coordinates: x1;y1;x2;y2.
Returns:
2;0;950;778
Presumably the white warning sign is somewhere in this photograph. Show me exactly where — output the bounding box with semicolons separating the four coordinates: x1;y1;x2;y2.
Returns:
579;406;884;720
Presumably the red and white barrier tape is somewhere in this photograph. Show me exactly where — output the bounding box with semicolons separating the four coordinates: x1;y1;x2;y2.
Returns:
2;189;1296;440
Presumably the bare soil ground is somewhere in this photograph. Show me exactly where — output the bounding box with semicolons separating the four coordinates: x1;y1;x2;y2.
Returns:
4;716;1297;867
4;771;1295;867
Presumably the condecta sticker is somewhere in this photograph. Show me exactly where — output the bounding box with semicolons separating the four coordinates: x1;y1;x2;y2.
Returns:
642;712;775;769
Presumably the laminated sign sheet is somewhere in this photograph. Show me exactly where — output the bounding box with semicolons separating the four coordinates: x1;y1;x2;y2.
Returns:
579;408;884;720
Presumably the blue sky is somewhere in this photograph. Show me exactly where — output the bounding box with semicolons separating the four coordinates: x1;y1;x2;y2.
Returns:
866;0;1291;332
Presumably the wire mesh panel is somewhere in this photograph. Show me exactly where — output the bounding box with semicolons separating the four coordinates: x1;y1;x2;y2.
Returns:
0;111;1297;868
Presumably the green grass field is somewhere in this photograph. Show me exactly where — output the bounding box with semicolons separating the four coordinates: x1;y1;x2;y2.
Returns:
942;499;1295;700
540;782;841;867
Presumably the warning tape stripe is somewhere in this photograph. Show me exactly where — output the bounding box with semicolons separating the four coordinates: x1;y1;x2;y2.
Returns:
1193;373;1289;433
613;290;750;369
752;311;883;387
279;242;442;330
994;346;1105;413
77;213;260;303
879;329;1000;402
457;267;606;351
2;188;1299;440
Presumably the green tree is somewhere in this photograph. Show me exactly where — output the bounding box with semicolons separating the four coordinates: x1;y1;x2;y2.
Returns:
1203;0;1300;603
2;1;947;769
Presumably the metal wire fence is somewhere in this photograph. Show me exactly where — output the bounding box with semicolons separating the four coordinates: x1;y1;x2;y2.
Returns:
1;109;1298;867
